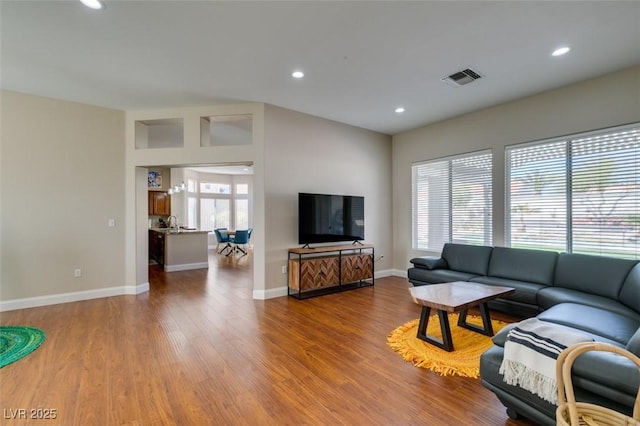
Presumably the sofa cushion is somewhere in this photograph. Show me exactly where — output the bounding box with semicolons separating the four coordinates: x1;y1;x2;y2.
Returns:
570;350;640;404
620;263;640;314
410;256;448;270
536;303;640;345
441;243;492;275
482;342;640;413
491;318;624;349
487;299;540;318
491;323;518;347
537;287;640;320
408;267;479;284
487;246;557;286
553;253;637;299
490;324;640;403
470;276;545;305
626;327;640;356
625;327;640;356
479;345;558;421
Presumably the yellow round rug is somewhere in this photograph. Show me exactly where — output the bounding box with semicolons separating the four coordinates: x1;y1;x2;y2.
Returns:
387;314;509;378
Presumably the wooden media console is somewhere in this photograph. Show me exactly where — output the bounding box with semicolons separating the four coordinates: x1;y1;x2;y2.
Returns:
287;244;374;299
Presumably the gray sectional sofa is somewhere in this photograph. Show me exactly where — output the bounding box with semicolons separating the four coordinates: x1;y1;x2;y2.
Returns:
408;243;640;425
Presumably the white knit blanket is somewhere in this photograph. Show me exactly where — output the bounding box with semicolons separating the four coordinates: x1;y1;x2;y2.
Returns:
499;318;593;404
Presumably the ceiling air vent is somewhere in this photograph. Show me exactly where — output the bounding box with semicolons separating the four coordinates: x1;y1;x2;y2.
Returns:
441;68;483;87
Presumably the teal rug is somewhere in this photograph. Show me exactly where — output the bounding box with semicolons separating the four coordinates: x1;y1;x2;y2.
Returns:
0;326;46;368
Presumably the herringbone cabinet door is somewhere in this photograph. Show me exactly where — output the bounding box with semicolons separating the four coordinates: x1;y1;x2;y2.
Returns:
341;254;373;283
289;257;339;290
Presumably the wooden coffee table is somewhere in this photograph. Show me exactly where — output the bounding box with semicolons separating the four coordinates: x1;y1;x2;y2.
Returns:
408;281;515;352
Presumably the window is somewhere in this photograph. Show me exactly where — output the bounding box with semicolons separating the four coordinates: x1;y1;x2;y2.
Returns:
412;150;492;252
506;123;639;259
185;175;251;232
200;198;230;231
187;196;197;229
235;183;249;229
236;183;249;195
200;182;231;194
506;141;567;251
235;199;249;229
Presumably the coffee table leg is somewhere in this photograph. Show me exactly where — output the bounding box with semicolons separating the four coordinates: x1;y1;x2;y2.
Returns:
416;306;454;352
416;306;431;338
457;302;494;336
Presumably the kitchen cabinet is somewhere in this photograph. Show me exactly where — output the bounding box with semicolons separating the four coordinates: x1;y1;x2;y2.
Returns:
149;230;165;266
148;191;171;215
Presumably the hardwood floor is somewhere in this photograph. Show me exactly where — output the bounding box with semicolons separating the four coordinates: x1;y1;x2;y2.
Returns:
1;251;536;425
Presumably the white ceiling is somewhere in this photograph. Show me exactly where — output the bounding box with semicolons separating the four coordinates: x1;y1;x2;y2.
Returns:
1;1;639;135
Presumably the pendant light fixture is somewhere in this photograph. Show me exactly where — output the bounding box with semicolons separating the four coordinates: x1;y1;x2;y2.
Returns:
167;182;187;196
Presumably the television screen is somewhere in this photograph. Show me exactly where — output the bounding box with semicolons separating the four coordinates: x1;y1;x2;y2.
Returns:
298;193;365;245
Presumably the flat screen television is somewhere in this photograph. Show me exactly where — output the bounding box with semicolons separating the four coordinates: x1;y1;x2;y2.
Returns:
298;193;365;245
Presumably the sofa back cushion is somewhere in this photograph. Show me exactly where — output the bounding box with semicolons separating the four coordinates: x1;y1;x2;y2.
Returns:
487;247;557;285
620;263;640;314
554;253;637;300
441;243;492;276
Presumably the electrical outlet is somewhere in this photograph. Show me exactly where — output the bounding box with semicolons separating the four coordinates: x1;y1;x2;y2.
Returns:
74;269;82;278
281;265;287;274
108;219;116;227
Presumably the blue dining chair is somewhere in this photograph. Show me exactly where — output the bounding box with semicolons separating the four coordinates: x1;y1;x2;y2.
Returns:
229;229;250;257
214;228;232;255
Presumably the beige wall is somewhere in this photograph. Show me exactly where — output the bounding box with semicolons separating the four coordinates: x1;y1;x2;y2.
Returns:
264;105;393;291
1;90;126;305
392;65;640;271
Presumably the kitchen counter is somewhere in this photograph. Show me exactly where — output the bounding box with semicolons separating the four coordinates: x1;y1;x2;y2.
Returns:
149;229;210;272
150;227;210;235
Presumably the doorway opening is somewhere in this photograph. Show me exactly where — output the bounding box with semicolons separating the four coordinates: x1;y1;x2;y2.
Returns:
141;162;254;287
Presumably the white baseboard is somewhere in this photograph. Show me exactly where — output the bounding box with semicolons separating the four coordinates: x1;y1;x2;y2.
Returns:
1;268;409;310
253;286;288;300
390;269;408;278
375;268;394;278
131;282;150;294
0;282;149;312
164;262;209;272
253;269;406;301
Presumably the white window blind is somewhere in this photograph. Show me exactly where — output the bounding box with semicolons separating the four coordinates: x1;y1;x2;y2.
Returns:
187;196;197;229
200;198;230;231
506;140;567;251
571;127;639;258
506;123;639;259
412;150;492;251
235;199;249;230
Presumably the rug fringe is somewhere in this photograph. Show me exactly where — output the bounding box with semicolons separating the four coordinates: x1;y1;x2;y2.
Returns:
387;315;508;379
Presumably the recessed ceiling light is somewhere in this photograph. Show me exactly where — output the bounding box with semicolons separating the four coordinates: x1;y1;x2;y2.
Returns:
552;46;571;57
292;71;304;79
80;0;104;9
395;107;405;113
